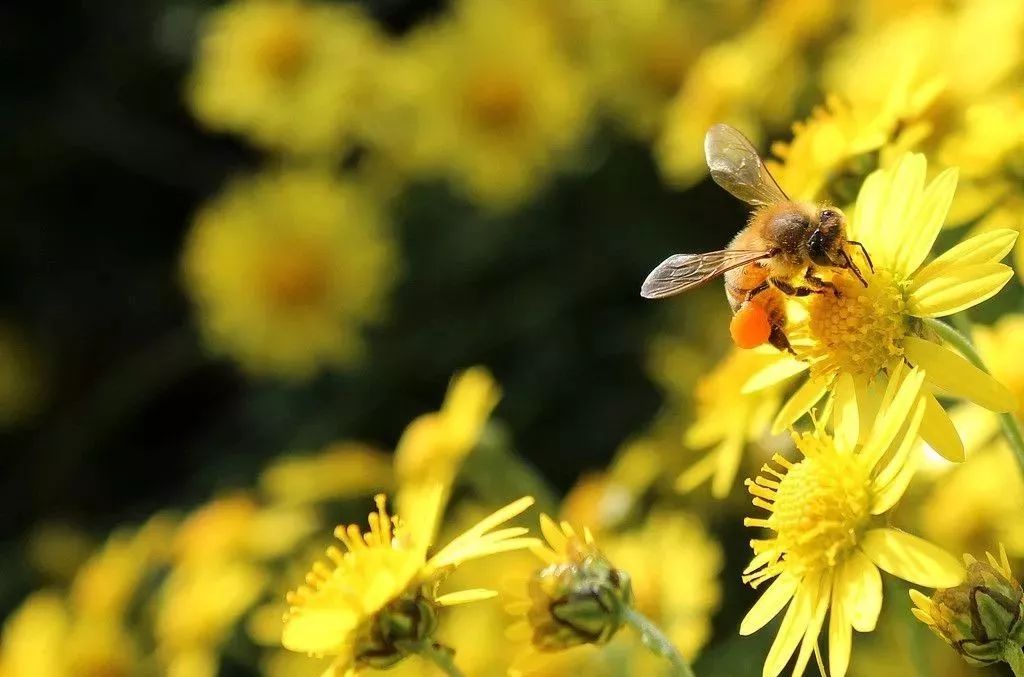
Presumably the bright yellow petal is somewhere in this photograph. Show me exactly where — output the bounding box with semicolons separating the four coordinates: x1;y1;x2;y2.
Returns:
911;228;1018;285
793;572;831;676
828;572;852;677
742;356;809;394
920;394;965;462
860;368;925;472
762;570;821;677
435;588;497;606
904;336;1013;412
771;376;828;434
833;373;859;454
849;165;886;247
282;608;358;655
892;166;958;277
840;548;882;632
711;430;745;499
860;528;965;587
870;440;922;515
907;263;1013;317
675;449;718;494
740;572;801;636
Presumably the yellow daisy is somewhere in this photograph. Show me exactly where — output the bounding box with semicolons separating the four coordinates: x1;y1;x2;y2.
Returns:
741;366;964;677
188;0;386;154
260;442;394;506
281;487;536;676
377;0;593;208
181;168;396;379
746;152;1016;462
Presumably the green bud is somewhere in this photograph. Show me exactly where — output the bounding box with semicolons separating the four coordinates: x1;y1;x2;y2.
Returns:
526;542;634;651
355;590;442;669
911;545;1024;668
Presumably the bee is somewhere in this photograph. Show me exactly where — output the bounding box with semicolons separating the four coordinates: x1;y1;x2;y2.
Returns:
640;123;873;353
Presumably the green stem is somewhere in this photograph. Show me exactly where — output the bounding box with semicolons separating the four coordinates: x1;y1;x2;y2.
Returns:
623;607;695;677
1005;645;1024;677
418;642;465;677
923;317;1024;474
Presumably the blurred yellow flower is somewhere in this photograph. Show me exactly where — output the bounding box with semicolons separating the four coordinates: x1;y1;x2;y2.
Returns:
920;442;1024;559
181;168;396;379
188;0;387;154
282;487;536;675
394;366;501;493
378;0;593;208
741;367;964;677
0;591;140;677
260;442;394;506
676;348;789;498
747;153;1016;463
603;511;722;663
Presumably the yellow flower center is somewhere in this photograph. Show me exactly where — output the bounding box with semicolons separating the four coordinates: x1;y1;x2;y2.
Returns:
261;243;329;310
769;440;870;574
462;69;526;132
255;9;310;81
803;269;907;381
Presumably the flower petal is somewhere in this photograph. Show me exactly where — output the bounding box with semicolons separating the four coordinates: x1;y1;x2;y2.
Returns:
771;376;828;434
740;572;801;636
841;548;882;632
282;608;359;655
742;356;809;394
792;572;831;676
860;367;925;473
763;570;820;677
435;588;497;606
871;440;922;515
904;336;1013;412
892;166;958;277
711;431;745;499
912;229;1018;285
860;528;965;587
908;263;1013;317
829;572;852;677
920;393;965;462
833;373;860;454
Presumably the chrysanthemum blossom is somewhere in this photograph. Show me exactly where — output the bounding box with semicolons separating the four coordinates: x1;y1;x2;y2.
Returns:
282;487;536;675
741;366;964;677
745;152;1017;462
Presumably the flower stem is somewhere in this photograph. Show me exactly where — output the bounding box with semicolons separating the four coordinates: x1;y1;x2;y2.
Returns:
418;642;465;677
623;606;695;677
923;316;1024;474
1005;645;1024;677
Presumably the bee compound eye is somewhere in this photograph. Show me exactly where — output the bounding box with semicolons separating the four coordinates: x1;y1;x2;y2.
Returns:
819;209;836;221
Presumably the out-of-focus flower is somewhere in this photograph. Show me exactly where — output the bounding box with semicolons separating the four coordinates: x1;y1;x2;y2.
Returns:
281;487;536;675
507;516;632;655
920;442;1024;558
602;511;722;663
0;592;140;677
911;544;1024;670
181;168;396;379
376;0;593;208
676;348;790;498
0;322;45;427
746;153;1016;463
657;0;839;186
26;523;96;583
260;442;394;506
741;367;963;677
188;0;387;154
394;366;501;494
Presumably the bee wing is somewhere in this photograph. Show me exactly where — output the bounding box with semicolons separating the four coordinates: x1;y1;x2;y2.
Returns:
640;249;772;299
705;123;789;206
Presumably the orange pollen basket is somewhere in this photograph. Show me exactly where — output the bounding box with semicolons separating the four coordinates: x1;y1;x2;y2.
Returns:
730;302;772;349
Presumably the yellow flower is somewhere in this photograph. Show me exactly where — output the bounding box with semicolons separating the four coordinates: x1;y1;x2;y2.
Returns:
741;366;964;677
747;152;1016;463
188;0;386;154
393;366;501;492
919;442;1024;559
377;0;593;208
676;348;789;498
602;511;722;663
181;168;396;379
583;0;703;138
281;487;536;675
260;442;394;506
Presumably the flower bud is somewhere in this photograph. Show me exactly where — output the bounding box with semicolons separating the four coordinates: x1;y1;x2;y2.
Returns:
525;538;634;651
910;544;1024;667
354;591;441;669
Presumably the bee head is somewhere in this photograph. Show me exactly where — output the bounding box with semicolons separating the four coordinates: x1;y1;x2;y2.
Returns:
807;207;846;267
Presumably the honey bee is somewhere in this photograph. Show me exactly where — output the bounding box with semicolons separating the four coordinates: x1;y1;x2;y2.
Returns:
640;123;873;353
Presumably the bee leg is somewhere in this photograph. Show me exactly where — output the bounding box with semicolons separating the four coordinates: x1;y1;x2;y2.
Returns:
743;281;771;303
847;240;874;272
768;325;795;355
804;268;840;298
769;278;825;298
